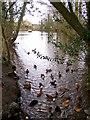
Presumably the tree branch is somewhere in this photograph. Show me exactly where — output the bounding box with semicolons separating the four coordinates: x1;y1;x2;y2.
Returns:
48;1;85;37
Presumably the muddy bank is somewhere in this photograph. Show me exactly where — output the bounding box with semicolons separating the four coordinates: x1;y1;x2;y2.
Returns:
2;62;21;120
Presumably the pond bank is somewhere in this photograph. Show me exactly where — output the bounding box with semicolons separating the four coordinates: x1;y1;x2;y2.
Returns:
2;63;21;120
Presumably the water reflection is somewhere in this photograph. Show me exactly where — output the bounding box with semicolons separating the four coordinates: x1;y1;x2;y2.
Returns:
14;31;86;119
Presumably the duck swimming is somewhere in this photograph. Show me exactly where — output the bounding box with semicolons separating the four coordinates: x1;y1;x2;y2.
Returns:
46;69;52;74
37;88;43;97
23;82;31;90
74;83;80;91
41;74;45;80
39;83;44;89
34;64;37;69
50;80;57;87
59;71;62;78
50;73;54;80
46;94;53;101
25;69;29;77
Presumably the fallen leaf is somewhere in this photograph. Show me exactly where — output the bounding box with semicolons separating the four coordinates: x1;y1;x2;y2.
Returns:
59;88;69;93
74;106;82;112
62;99;70;107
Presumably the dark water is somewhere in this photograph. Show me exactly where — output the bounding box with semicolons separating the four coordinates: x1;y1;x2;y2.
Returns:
14;31;88;119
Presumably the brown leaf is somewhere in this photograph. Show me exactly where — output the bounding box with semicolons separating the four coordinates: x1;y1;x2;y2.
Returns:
59;88;69;93
74;106;82;112
62;98;70;108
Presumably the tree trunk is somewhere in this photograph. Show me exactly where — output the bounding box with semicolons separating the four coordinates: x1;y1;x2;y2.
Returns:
86;2;90;89
49;2;85;37
2;27;10;64
10;1;27;44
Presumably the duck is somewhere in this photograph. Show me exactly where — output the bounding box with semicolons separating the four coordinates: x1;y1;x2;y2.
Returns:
50;74;54;80
27;52;30;55
46;69;52;74
53;91;58;98
41;74;45;80
34;64;37;69
66;61;72;66
74;83;80;91
46;92;58;101
59;71;62;78
32;48;36;54
21;109;30;120
66;68;70;72
25;69;29;77
37;52;41;57
50;80;57;87
37;88;43;97
59;87;69;94
71;69;78;73
39;83;44;89
23;82;31;90
46;94;53;101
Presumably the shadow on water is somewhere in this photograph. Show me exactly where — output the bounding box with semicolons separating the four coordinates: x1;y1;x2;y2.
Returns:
13;31;90;119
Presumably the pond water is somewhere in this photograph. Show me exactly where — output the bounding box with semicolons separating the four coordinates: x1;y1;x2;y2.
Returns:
14;31;87;119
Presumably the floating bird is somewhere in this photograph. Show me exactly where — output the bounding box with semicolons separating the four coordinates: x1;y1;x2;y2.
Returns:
66;68;70;72
29;100;38;106
55;106;61;113
41;74;45;80
59;88;69;94
59;71;62;78
21;109;30;120
50;74;54;80
71;69;74;73
46;94;53;101
37;89;43;97
39;83;44;89
25;69;29;77
71;69;78;73
46;69;52;74
27;52;30;55
34;64;37;69
66;61;72;66
50;80;57;87
23;82;31;90
32;48;36;54
53;92;58;98
74;83;80;91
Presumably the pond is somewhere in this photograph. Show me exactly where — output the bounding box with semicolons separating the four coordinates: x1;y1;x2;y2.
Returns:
14;31;88;119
